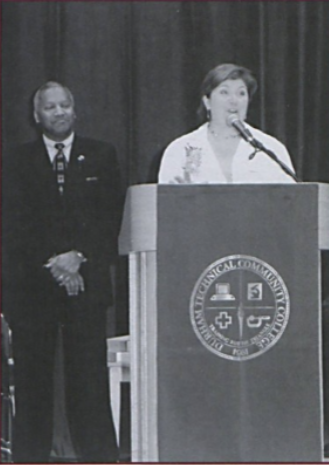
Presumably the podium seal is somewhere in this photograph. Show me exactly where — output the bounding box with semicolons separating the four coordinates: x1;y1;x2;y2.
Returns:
190;255;290;361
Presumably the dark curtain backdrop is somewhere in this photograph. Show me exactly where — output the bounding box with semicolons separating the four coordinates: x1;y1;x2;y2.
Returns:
2;0;329;187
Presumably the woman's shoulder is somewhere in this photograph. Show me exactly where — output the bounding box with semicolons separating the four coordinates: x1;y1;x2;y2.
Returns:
246;123;294;172
159;124;208;183
246;123;292;160
247;123;286;150
164;124;208;153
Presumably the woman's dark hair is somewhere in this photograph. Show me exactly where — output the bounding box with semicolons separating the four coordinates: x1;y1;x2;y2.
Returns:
197;63;258;123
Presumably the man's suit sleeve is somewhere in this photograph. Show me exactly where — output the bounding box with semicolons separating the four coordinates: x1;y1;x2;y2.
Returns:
73;141;124;267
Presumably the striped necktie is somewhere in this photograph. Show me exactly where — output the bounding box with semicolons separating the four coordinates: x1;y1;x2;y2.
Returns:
54;143;66;195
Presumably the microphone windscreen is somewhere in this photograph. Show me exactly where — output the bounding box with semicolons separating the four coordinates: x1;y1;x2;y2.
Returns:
227;113;240;126
226;114;254;144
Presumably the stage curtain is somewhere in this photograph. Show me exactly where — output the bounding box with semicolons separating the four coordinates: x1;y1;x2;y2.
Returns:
2;1;329;185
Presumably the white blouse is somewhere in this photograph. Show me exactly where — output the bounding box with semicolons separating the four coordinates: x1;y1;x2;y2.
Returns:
158;123;296;184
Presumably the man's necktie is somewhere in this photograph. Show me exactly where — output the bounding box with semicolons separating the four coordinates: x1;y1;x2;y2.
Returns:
54;143;66;195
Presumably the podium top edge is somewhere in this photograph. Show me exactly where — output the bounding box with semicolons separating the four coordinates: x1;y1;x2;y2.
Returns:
119;182;329;254
128;182;329;188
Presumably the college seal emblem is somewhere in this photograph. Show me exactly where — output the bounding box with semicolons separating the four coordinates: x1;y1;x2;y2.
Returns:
190;255;290;361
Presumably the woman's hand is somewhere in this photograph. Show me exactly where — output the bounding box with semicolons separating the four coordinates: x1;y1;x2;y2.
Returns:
171;170;192;184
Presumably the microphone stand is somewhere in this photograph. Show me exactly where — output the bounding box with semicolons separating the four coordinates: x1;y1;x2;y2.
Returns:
247;137;300;183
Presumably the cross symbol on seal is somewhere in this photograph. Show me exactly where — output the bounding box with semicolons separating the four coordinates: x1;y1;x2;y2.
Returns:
215;312;232;329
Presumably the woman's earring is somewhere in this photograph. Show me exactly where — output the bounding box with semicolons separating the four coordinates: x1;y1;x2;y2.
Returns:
206;108;211;121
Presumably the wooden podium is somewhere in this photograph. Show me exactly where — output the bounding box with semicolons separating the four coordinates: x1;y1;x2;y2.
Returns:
119;183;329;462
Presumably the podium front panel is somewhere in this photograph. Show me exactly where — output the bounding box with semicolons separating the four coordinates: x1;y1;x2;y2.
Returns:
156;185;323;462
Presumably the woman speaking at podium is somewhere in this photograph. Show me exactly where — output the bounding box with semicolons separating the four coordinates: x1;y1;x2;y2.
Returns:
158;63;296;184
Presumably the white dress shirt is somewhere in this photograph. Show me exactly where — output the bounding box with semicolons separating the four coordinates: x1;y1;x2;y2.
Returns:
43;132;74;164
158;123;296;184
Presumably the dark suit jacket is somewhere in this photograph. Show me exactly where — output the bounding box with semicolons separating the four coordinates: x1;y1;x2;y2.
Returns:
3;135;123;324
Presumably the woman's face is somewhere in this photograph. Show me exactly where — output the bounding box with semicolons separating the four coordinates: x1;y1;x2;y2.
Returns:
203;78;249;126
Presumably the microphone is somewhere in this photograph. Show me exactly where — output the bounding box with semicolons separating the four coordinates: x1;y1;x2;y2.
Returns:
227;114;299;182
227;114;256;145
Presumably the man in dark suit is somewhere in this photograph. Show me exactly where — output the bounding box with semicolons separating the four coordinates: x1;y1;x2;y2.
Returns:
3;81;123;462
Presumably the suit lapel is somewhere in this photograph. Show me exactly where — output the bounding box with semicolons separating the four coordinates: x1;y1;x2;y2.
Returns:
29;139;56;188
68;135;88;175
69;135;85;164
